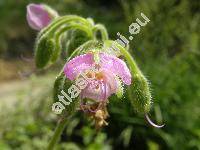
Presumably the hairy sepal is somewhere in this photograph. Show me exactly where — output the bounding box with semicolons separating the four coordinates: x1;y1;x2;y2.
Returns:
53;72;80;116
128;74;151;114
106;40;152;114
35;15;94;69
35;38;55;68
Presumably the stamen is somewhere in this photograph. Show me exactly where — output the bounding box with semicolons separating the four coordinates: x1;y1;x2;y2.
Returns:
80;94;101;113
86;72;93;78
95;72;104;80
95;85;99;89
88;102;101;113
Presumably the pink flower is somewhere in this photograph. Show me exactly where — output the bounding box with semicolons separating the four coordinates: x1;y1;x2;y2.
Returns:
64;52;132;102
26;3;58;30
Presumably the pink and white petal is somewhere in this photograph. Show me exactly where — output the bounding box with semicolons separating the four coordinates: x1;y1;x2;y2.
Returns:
99;53;132;85
27;4;52;30
81;81;102;101
64;53;94;80
81;81;112;101
101;69;118;93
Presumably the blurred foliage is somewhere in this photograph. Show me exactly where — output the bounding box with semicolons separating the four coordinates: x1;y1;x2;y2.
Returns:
0;0;199;150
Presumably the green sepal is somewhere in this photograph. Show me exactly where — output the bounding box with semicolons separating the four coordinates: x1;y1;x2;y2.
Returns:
115;76;124;99
35;37;55;68
106;40;152;114
103;40;122;57
80;40;103;54
128;74;151;114
35;15;94;69
67;40;103;60
62;77;80;116
53;72;80;116
53;72;66;103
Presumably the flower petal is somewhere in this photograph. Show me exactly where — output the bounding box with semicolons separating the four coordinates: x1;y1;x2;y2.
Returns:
99;53;132;85
27;4;52;30
64;53;94;80
81;70;118;101
100;69;118;93
81;80;111;101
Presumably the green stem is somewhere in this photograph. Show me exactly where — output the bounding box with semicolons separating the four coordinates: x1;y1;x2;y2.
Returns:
55;24;93;39
39;15;92;38
116;43;141;75
50;24;93;61
93;24;109;41
47;117;68;150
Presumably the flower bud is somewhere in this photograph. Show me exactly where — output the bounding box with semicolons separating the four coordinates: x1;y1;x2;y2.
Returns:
35;38;55;68
128;74;151;113
26;3;58;30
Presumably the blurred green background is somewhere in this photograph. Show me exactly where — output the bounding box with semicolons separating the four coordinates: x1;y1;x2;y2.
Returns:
0;0;199;149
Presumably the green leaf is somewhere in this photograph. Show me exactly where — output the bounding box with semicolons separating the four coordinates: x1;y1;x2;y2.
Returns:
67;40;102;60
115;76;124;99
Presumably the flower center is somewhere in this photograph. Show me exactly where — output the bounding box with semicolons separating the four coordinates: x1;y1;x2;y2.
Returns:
86;70;104;81
95;72;104;80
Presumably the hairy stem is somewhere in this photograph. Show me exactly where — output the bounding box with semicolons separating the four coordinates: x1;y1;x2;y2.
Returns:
93;24;109;40
50;23;93;62
47;117;68;150
39;15;92;38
